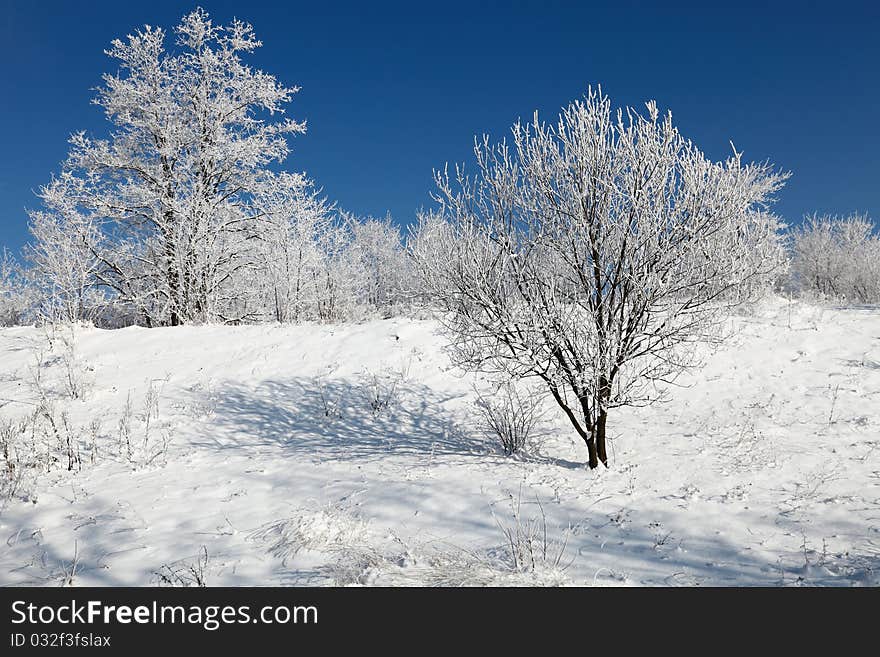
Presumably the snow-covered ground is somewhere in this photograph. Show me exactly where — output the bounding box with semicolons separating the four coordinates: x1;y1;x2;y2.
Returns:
0;297;878;586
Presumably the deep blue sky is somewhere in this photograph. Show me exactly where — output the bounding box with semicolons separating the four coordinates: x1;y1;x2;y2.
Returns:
1;0;878;252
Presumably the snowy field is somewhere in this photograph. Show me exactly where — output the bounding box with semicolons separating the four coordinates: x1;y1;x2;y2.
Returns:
0;297;878;587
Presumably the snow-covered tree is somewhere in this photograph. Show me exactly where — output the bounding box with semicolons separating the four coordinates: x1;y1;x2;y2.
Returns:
412;87;788;468
0;249;31;326
25;201;105;323
30;8;306;325
311;221;354;323
729;211;789;300
251;172;335;323
345;213;411;317
791;213;880;303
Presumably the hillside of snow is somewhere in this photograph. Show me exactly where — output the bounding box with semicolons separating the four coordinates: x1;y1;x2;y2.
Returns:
0;297;878;586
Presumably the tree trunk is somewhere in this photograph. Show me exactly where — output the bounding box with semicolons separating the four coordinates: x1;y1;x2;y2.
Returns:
596;410;608;467
546;384;600;469
166;259;181;326
585;435;599;469
595;376;611;467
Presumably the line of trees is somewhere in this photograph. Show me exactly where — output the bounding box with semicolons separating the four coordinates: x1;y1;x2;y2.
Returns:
2;10;875;332
789;213;880;303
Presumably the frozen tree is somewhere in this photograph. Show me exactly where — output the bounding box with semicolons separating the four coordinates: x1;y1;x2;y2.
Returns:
0;249;31;326
412;88;788;468
854;235;880;302
731;211;789;300
345;213;411;317
30;8;306;325
791;213;880;303
311;221;354;322
252;172;335;322
25;203;105;323
248;196;412;324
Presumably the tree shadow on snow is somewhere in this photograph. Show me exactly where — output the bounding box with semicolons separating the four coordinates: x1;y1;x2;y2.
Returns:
195;377;493;463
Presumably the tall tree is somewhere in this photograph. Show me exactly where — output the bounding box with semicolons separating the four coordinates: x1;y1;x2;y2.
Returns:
33;8;305;325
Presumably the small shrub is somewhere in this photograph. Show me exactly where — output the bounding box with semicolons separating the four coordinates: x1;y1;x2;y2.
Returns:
58;330;94;400
474;382;545;456
314;375;343;420
0;418;33;512
422;491;571;586
358;369;402;416
492;490;570;574
153;546;210;587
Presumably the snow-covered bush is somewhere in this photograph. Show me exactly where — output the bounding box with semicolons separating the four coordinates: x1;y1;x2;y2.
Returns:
357;368;403;416
250;502;371;566
251;208;414;323
474;381;545;456
153;546;211;587
0;417;34;511
419;492;571;586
